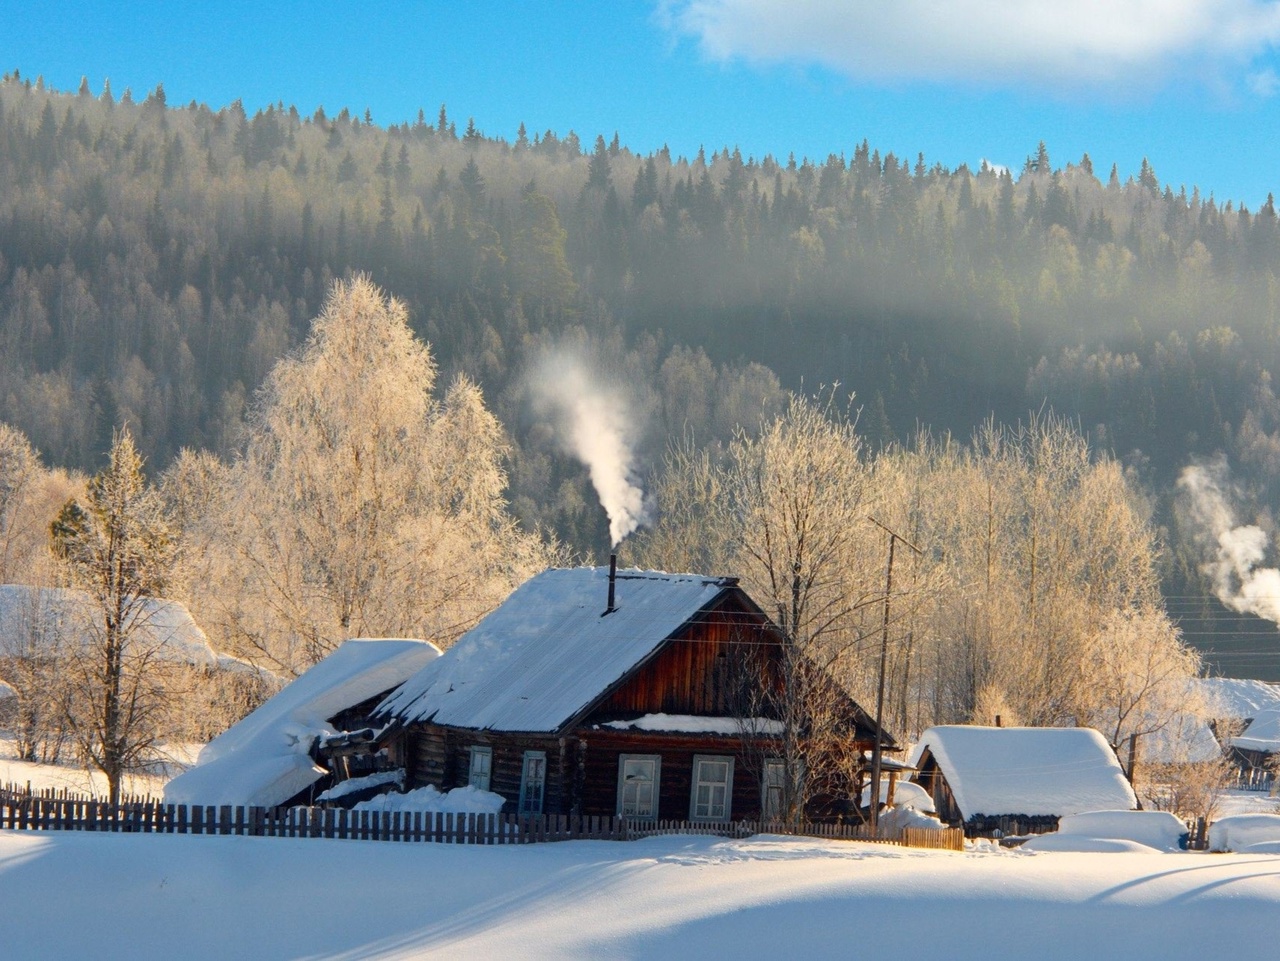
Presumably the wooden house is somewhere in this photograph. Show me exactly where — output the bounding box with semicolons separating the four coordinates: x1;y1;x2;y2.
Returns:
376;564;890;822
909;725;1138;836
1226;708;1280;776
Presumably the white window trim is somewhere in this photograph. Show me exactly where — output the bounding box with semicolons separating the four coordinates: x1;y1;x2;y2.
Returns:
467;745;492;792
518;750;547;815
689;754;735;822
616;754;662;820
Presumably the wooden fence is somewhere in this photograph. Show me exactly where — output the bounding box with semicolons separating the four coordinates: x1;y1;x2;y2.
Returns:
0;782;963;851
1230;768;1275;793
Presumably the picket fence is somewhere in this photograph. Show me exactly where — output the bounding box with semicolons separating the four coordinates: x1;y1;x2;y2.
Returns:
0;782;965;850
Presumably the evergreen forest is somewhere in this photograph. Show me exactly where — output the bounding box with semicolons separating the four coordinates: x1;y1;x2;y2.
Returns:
3;72;1280;674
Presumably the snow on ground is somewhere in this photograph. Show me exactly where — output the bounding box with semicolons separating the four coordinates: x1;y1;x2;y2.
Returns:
0;734;197;798
1218;788;1280;818
348;784;506;815
1;830;1280;959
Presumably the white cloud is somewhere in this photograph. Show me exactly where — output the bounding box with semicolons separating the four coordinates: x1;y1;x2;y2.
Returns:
662;0;1280;93
1249;66;1280;95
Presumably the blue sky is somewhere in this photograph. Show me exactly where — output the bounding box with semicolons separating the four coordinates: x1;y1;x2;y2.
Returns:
6;0;1280;207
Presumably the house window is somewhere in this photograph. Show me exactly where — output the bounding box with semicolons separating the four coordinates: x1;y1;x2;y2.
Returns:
468;746;492;791
763;759;785;820
519;750;546;815
690;755;734;821
617;755;661;819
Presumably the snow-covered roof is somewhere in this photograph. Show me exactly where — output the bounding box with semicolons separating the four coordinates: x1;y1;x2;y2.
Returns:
0;585;234;671
165;639;440;808
1197;677;1280;721
1229;707;1280;754
377;566;741;733
1138;710;1223;764
599;714;784;735
909;725;1137;819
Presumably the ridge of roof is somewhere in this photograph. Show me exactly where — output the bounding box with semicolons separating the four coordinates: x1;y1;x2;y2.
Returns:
377;566;742;733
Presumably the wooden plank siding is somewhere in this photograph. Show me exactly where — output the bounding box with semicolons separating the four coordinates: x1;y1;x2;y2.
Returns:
589;594;780;719
912;750;961;826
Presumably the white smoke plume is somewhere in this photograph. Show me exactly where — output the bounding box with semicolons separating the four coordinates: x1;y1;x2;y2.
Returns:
1177;456;1280;623
529;350;647;546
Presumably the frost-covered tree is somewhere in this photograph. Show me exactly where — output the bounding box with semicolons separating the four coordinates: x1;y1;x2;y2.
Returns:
190;276;550;673
635;393;883;822
0;423;84;760
638;409;1205;803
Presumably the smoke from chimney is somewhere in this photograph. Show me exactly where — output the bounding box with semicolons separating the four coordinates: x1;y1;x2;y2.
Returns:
1177;457;1280;624
528;348;647;546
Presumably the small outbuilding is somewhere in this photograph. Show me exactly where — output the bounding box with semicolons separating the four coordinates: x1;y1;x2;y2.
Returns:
1227;708;1280;773
376;565;891;822
165;638;440;809
909;725;1138;836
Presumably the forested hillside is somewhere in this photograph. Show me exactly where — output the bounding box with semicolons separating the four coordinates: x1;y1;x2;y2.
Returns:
3;71;1280;666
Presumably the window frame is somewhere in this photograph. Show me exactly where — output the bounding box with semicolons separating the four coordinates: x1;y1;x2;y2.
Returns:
616;754;662;820
689;754;735;822
518;750;547;815
762;758;786;821
467;745;493;792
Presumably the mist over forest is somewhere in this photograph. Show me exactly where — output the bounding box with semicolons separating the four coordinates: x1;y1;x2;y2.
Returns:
2;72;1280;675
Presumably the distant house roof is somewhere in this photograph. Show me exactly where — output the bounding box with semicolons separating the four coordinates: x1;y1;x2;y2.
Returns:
0;584;265;677
165;639;441;808
910;725;1138;820
377;566;747;734
1197;677;1280;721
1229;708;1280;754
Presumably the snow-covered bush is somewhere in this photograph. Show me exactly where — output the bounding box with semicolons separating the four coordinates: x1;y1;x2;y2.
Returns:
1208;813;1280;853
1023;810;1189;853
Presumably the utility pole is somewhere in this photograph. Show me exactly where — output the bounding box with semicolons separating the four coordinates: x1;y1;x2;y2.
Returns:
867;516;922;832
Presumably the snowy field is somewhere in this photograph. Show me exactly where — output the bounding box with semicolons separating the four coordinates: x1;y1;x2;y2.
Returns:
0;734;197;798
6;734;1280;959
3;829;1280;959
0;737;197;798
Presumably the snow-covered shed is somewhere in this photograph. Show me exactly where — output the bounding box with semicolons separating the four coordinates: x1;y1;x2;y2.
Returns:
376;565;890;822
909;725;1138;835
1195;678;1280;772
1228;708;1280;767
165;639;440;809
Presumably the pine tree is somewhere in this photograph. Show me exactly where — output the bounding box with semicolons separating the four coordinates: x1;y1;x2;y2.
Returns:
51;428;174;805
587;134;611;190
